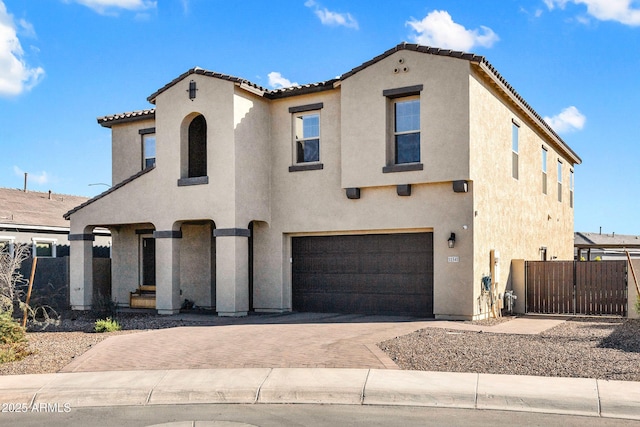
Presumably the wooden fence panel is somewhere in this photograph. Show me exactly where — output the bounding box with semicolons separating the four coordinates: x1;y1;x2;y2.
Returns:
576;261;627;316
526;260;627;316
526;261;574;314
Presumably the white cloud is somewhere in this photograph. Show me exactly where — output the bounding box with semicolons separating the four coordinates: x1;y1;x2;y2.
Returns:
407;10;499;51
0;1;44;97
544;106;586;133
66;0;156;15
304;0;359;29
13;166;50;185
268;71;298;89
545;0;640;26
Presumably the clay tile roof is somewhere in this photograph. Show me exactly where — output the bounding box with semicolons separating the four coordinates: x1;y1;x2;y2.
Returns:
98;109;155;128
0;187;89;228
98;43;579;164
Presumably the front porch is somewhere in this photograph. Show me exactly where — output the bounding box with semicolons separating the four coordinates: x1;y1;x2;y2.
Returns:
69;220;256;316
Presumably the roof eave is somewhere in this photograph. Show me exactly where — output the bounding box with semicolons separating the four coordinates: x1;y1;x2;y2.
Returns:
473;61;582;165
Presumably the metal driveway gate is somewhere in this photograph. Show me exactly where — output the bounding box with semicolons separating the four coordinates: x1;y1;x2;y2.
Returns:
526;260;627;316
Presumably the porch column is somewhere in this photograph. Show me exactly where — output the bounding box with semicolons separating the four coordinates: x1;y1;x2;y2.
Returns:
154;230;182;315
214;228;249;317
69;234;94;310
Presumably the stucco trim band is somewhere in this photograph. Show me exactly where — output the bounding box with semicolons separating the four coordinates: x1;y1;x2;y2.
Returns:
153;230;183;239
213;228;251;237
68;234;95;241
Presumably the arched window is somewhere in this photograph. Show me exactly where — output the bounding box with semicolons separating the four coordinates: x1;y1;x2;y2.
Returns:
188;115;207;178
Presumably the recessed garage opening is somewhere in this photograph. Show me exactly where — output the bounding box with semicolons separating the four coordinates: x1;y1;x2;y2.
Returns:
292;232;434;317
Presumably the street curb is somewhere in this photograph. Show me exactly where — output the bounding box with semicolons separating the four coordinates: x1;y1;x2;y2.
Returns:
0;368;638;420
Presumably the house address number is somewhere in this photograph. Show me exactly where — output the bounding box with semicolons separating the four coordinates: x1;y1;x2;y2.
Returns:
447;256;459;263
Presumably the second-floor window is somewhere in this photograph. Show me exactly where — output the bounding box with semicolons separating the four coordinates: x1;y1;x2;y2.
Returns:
557;160;563;202
294;112;320;163
139;128;156;169
570;169;574;208
188;115;207;178
542;147;548;195
512;121;519;180
393;98;420;164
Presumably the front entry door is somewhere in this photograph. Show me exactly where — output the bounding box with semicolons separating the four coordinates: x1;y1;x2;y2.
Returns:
142;237;156;286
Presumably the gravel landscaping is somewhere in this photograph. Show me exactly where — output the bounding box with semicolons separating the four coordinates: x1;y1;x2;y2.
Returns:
379;317;640;381
1;312;639;382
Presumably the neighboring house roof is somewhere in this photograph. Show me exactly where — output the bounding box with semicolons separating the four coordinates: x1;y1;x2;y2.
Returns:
0;187;90;232
97;43;580;165
575;231;640;249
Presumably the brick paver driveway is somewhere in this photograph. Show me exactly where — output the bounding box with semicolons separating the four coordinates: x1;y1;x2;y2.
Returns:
61;313;435;373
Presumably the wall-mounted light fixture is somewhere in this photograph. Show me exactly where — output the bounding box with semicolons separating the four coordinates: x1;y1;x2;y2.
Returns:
188;80;197;100
448;232;456;248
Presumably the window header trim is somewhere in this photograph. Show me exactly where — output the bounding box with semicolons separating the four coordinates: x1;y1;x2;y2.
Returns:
139;127;156;135
289;102;324;114
383;84;423;99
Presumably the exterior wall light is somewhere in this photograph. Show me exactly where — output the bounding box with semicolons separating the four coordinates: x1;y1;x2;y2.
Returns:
188;80;197;100
448;232;456;248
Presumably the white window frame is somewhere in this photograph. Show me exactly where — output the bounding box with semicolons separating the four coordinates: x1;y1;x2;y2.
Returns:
32;237;57;258
0;236;15;258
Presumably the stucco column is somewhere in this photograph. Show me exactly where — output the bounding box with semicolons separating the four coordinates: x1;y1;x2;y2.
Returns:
214;228;249;317
69;234;94;310
154;230;181;315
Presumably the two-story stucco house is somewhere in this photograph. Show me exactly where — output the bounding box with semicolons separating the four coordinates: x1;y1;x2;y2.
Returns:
65;43;581;320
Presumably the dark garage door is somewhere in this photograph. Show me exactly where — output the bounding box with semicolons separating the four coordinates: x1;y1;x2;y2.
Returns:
292;233;433;317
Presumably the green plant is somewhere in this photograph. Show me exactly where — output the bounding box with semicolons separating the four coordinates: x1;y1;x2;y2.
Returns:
94;317;121;333
635;295;640;315
0;312;30;363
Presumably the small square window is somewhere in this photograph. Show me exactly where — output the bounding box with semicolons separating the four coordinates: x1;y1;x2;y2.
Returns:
0;238;15;258
32;238;57;258
294;113;320;164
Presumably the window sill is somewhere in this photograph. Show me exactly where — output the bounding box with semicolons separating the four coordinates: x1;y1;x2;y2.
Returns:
289;163;324;172
177;176;209;186
382;163;423;173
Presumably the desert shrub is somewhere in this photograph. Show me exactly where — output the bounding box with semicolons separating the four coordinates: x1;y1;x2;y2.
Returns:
0;312;30;363
94;317;121;333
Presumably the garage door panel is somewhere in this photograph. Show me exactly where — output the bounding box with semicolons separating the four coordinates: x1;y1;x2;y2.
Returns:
292;233;434;317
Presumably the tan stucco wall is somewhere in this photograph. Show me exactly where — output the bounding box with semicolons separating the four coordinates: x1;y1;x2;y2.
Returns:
469;71;576;318
110;224;147;305
180;223;213;308
111;118;155;184
341;50;470;188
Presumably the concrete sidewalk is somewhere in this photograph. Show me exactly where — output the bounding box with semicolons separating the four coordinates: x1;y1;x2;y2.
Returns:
0;368;639;420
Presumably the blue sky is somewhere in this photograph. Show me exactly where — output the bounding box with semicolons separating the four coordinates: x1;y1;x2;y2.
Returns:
0;0;639;234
